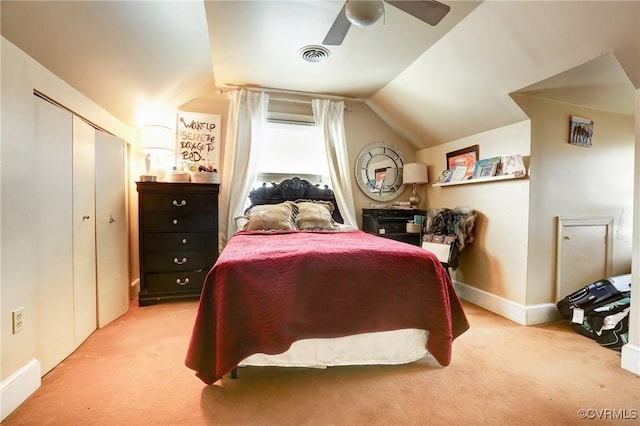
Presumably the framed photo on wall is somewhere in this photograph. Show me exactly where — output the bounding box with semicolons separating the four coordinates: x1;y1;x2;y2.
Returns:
569;115;593;147
446;145;479;180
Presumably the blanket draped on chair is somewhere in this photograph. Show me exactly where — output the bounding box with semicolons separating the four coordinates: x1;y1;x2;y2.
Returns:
424;208;477;251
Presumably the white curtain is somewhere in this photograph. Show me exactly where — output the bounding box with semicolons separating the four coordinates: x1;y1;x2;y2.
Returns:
312;99;358;229
219;89;269;247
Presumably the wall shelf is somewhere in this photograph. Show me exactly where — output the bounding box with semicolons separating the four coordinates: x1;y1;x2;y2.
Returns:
432;174;526;187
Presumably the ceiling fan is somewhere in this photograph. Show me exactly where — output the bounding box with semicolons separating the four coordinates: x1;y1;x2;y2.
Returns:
323;0;451;46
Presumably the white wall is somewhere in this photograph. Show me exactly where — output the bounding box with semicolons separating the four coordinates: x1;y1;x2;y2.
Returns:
513;95;635;306
622;89;640;375
0;37;135;419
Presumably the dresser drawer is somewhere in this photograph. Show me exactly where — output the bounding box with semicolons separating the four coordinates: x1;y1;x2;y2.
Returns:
143;232;216;251
143;212;216;233
141;192;216;212
144;250;214;272
366;209;412;218
378;222;408;234
145;270;208;293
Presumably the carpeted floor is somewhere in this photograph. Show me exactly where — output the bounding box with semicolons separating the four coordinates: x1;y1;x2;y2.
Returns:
2;299;638;425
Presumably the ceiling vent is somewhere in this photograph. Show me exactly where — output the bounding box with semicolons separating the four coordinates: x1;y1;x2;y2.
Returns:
299;45;330;63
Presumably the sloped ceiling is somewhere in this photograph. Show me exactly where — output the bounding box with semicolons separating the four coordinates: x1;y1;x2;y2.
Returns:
1;1;638;150
1;0;214;127
518;52;637;117
368;0;639;148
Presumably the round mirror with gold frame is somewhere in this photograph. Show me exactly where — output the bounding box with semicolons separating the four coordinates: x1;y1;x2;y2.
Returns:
354;141;405;202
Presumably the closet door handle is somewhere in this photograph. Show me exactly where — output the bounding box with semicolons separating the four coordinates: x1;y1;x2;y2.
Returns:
173;199;187;207
176;278;190;286
173;257;187;265
82;215;90;220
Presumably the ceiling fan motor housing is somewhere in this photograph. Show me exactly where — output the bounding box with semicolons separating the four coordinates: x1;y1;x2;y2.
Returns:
345;0;384;27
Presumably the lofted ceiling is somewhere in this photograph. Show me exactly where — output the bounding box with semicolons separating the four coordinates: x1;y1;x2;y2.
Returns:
1;1;638;150
203;0;479;98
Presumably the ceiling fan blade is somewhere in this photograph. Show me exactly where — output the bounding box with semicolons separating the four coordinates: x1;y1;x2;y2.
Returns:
385;0;451;26
323;3;351;46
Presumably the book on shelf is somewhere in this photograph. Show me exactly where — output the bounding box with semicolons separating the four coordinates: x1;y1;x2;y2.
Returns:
500;154;525;177
449;165;468;182
438;169;454;183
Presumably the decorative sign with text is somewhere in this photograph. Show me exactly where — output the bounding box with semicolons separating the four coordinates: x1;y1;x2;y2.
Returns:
176;112;221;172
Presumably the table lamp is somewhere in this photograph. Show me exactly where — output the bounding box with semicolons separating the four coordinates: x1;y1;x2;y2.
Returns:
139;125;175;181
402;163;429;208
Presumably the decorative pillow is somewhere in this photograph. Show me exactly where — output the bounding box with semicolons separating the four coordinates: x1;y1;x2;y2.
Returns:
244;201;298;231
234;215;249;231
294;200;337;231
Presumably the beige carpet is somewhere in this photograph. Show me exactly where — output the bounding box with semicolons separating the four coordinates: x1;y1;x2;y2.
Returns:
2;299;638;426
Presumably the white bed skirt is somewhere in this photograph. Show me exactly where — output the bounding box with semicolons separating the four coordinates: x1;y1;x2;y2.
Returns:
239;329;429;368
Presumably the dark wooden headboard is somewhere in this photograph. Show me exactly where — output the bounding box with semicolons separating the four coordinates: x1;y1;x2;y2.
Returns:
247;177;344;223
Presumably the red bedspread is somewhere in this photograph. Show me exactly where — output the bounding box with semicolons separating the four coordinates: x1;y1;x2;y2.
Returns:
185;229;469;384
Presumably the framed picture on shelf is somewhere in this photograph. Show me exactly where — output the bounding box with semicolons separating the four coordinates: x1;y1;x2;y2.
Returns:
472;157;501;179
500;154;525;177
446;145;479;180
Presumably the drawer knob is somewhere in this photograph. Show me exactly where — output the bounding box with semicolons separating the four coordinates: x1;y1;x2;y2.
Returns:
172;219;178;225
173;257;187;265
176;278;190;286
181;238;188;244
173;199;187;207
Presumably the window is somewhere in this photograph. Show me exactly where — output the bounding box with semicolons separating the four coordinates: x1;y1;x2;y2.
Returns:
252;120;331;189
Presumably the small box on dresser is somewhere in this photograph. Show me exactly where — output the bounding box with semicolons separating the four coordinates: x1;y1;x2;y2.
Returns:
136;182;219;306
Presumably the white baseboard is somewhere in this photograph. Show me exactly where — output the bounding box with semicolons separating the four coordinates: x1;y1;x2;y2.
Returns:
621;344;640;376
453;281;562;325
0;359;41;421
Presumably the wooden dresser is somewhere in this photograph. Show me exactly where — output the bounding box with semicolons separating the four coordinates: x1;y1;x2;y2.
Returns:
136;182;219;306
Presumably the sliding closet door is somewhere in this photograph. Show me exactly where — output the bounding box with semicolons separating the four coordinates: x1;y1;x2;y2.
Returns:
72;116;97;345
33;95;75;374
95;131;129;327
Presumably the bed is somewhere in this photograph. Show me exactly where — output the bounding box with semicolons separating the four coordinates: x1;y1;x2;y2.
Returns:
185;178;469;384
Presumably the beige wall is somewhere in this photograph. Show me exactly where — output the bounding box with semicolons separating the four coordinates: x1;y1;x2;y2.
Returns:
513;94;635;305
1;38;135;382
344;103;416;226
419;121;532;304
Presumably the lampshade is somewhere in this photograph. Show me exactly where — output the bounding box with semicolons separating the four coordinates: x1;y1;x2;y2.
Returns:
345;0;384;27
403;163;429;184
139;125;174;153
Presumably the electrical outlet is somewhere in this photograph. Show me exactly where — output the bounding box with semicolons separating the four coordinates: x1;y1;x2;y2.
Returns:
12;308;24;334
